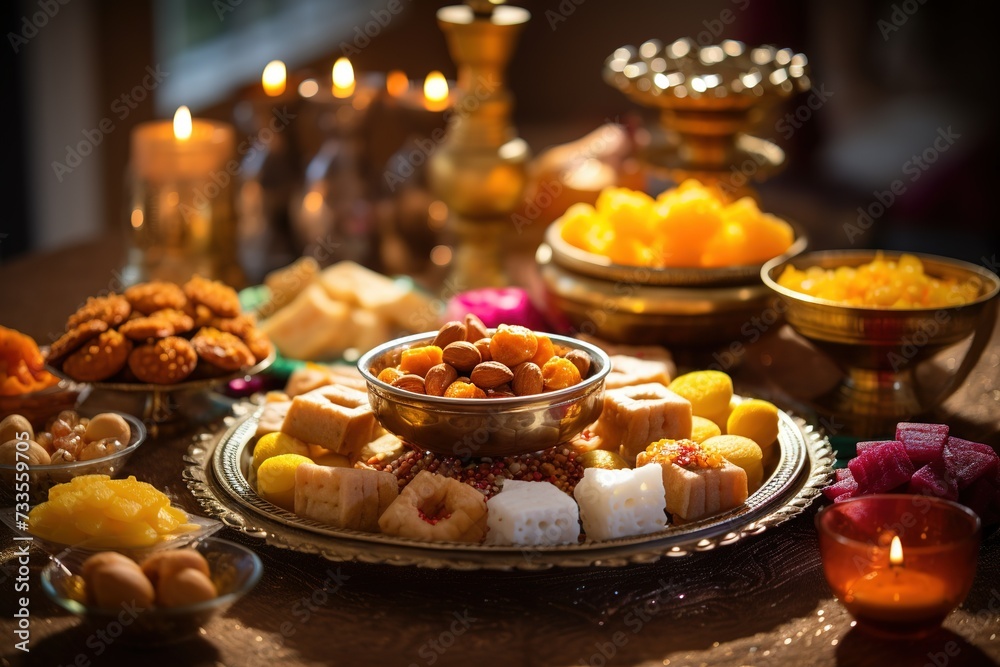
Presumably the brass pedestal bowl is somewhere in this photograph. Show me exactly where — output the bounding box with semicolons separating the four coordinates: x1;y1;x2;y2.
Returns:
762;250;1000;437
536;216;807;348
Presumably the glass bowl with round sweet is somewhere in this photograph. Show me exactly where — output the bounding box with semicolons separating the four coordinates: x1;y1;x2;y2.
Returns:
358;314;611;457
762;250;1000;433
0;409;146;504
41;537;262;645
536;180;807;347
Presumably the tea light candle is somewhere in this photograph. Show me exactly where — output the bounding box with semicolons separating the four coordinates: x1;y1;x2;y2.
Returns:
130;106;236;183
816;495;980;639
845;536;952;623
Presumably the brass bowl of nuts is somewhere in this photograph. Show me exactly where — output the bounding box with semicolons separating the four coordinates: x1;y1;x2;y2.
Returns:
358;317;611;458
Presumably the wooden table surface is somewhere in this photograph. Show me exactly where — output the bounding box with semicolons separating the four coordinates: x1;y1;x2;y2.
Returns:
2;237;999;667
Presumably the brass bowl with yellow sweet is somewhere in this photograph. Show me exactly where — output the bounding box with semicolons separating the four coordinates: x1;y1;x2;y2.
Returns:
536;180;806;346
761;249;999;430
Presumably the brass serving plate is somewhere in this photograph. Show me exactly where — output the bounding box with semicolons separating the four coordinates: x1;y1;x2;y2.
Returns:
184;400;833;570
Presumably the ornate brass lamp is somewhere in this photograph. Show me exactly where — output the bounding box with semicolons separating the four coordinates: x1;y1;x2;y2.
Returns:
428;0;531;289
604;39;810;198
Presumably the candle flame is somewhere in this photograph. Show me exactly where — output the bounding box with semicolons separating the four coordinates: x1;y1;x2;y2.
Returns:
890;535;903;567
173;106;192;141
332;57;355;98
386;70;409;98
262;60;286;97
423;71;449;109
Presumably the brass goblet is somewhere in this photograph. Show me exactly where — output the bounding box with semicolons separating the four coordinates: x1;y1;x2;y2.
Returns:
762;251;1000;437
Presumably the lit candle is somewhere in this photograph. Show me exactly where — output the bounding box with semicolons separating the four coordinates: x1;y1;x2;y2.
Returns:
423;71;449;111
131;106;235;182
816;495;980;639
262;60;287;97
386;70;409;99
332;57;356;98
844;536;952;623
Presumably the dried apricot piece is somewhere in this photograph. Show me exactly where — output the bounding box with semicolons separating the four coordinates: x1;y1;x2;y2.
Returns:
443;381;487;399
541;357;582;390
398;345;443;378
489;325;538;368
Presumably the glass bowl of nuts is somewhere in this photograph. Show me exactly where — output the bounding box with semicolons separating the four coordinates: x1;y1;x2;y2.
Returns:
358;316;611;457
40;537;263;645
0;409;146;504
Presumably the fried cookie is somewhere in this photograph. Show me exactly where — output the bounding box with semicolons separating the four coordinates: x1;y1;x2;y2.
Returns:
149;308;195;334
242;329;273;365
184;301;215;328
208;314;256;339
183;275;241;318
66;295;131;330
124;281;188;315
62;329;132;382
119;316;174;341
47;320;109;366
191;327;255;371
128;336;197;384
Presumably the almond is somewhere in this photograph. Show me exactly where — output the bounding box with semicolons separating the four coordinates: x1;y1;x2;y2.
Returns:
474;337;492;362
392;374;426;394
442;341;481;372
425;363;458;396
464;313;489;342
432;321;466;349
512;362;543;396
564;349;592;378
470;361;514;389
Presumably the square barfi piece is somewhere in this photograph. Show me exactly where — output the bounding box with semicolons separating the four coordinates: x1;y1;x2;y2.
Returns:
281;384;378;460
318;261;432;331
294;463;398;532
605;355;672;389
258;284;356;360
378;471;488;543
592;383;693;465
637;440;748;522
485;481;580;546
573;464;667;541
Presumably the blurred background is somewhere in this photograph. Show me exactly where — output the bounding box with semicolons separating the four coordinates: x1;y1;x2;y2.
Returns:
1;0;996;269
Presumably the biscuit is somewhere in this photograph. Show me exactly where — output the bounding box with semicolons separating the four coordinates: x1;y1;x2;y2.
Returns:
183;275;241;318
62;329;132;382
191;327;254;371
127;337;197;384
119;316;175;341
124;281;187;315
242;330;273;365
66;295;131;330
47;320;109;366
209;314;256;339
148;309;195;334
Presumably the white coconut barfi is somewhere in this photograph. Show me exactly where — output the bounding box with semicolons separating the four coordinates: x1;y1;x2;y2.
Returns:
485;481;580;546
573;464;668;541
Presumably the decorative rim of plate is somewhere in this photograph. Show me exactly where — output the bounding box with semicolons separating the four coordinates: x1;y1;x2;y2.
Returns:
183;400;834;570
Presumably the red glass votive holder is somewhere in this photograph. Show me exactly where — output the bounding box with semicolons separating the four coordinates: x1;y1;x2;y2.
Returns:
816;494;980;639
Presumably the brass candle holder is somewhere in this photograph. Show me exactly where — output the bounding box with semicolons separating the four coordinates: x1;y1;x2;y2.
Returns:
428;0;531;289
604;38;810;198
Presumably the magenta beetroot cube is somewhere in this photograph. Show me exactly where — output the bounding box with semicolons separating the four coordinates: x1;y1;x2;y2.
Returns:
943;437;999;490
906;461;958;501
855;440;895;456
823;473;858;502
848;440;915;494
895;422;949;464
